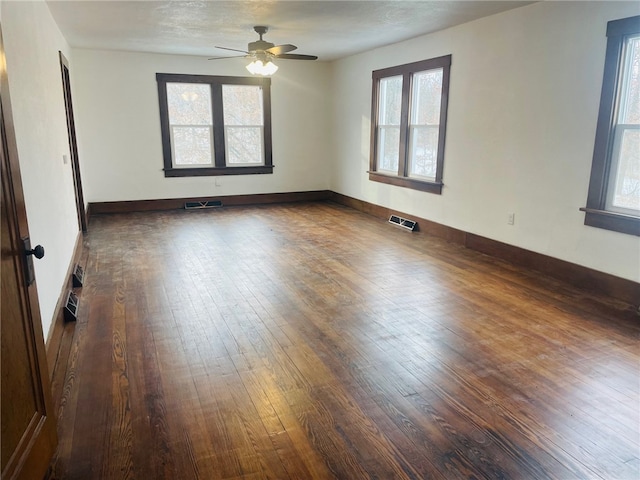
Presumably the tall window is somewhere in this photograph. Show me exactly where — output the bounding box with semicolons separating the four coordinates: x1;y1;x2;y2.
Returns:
156;74;272;177
369;55;451;194
584;15;640;235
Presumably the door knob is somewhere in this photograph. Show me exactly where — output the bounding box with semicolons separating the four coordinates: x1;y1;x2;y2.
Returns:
22;237;43;286
26;244;45;259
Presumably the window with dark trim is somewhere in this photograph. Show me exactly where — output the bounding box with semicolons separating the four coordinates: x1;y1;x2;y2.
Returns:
369;55;451;194
156;73;273;177
583;15;640;236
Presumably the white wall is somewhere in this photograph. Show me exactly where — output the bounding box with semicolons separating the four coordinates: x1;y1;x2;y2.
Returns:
330;1;640;283
2;1;80;339
71;49;331;202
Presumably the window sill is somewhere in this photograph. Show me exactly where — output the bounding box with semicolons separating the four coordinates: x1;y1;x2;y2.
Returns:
368;171;443;194
164;165;274;177
581;207;640;236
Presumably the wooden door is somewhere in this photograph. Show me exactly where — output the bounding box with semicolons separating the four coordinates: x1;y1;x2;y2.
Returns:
0;25;58;480
59;52;87;232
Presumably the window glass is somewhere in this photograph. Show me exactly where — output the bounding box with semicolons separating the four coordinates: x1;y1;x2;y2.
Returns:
408;126;439;179
619;36;640;125
410;69;443;125
377;128;401;173
379;76;403;125
225;127;263;165
167;83;212;125
608;128;640;213
171;127;212;166
222;85;263;125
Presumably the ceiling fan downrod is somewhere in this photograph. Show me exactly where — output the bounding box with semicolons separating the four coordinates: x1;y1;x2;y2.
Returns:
254;26;268;40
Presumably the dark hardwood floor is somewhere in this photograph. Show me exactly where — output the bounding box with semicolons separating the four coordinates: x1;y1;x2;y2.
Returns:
48;202;639;479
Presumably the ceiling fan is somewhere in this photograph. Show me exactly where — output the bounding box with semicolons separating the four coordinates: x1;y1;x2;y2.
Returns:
209;26;318;75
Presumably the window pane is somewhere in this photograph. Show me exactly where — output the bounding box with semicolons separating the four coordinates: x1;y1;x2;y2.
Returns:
226;127;263;165
609;127;640;212
619;35;640;124
377;76;402;173
410;69;443;125
377;126;400;173
167;83;212;125
171;126;213;166
166;83;213;167
409;126;439;179
378;76;402;125
409;69;443;179
223;85;264;126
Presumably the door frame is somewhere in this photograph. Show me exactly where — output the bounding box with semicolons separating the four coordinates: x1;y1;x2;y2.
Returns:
59;51;87;232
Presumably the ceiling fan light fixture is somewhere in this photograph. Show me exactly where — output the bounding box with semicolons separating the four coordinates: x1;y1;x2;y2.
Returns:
246;59;278;76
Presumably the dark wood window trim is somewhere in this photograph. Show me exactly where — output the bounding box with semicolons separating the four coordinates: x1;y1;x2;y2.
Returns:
583;15;640;236
369;55;451;194
367;171;443;194
156;73;273;177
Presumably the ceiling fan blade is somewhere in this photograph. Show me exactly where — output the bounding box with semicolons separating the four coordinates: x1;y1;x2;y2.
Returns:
275;53;318;60
266;44;297;55
215;46;249;54
208;55;246;60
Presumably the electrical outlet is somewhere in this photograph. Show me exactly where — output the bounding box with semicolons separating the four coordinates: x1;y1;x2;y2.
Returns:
63;154;69;165
214;177;222;187
507;213;515;225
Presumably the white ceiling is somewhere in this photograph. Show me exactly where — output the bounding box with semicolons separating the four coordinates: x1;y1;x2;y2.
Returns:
46;1;534;61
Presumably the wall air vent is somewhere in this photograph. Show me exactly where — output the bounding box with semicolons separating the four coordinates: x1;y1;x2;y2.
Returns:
64;290;79;322
184;200;223;210
72;263;84;287
389;215;418;231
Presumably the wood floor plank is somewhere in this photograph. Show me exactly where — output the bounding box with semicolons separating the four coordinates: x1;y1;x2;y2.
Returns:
49;203;639;479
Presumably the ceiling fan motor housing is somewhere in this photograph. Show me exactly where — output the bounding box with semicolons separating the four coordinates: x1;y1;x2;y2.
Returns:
248;39;275;52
